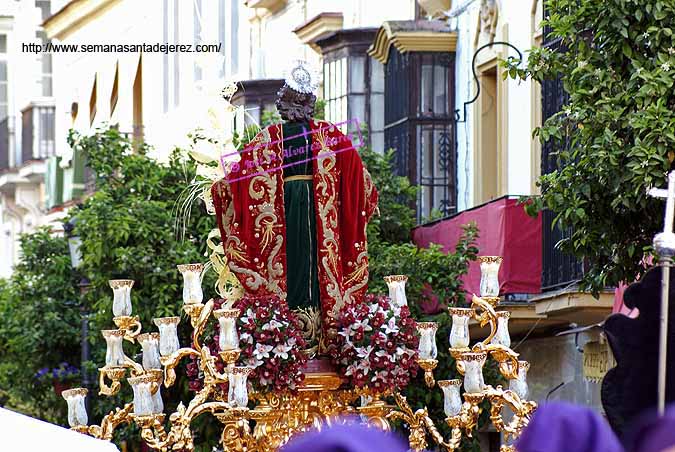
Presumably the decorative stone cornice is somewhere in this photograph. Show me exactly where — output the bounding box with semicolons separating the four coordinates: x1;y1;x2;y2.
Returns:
293;12;344;53
244;0;288;15
367;20;457;64
43;0;122;40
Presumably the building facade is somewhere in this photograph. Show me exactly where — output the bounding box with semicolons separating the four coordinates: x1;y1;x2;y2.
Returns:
0;0;56;278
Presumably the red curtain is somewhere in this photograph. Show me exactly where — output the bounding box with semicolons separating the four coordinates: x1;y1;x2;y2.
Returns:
412;197;542;298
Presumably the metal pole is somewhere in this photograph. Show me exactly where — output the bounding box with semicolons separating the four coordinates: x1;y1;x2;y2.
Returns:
659;259;671;415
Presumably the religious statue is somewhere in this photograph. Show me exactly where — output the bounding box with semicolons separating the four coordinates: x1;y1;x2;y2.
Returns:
211;60;379;353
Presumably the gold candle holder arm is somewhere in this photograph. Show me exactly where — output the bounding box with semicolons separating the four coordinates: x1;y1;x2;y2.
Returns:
97;367;126;397
184;298;214;353
200;347;229;383
113;315;142;343
87;403;134;441
160;347;199;388
123;355;145;376
486;386;537;440
386;393;430;452
484;344;520;380
470;294;499;347
416;358;438;388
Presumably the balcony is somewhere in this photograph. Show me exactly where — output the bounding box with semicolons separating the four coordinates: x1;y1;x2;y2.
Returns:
21;102;55;165
412;196;613;337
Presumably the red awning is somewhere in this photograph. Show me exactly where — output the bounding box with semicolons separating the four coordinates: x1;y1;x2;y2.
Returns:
412;196;542;297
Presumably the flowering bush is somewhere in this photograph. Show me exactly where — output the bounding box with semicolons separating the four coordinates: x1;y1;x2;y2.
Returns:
329;294;418;393
35;362;80;383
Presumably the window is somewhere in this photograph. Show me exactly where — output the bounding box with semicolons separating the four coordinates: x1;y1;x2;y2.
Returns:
316;30;385;148
0;34;7;121
162;0;169;113
36;0;53;97
384;49;456;221
193;0;202;82
323;57;347;129
219;0;239;77
173;0;180;107
162;0;181;112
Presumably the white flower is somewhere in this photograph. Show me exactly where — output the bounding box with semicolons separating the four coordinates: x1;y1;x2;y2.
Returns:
353;318;373;332
642;32;649;39
263;319;284;331
252;343;273;366
577;60;587;69
381;317;399;335
239;332;253;344
669;47;675;55
375;350;394;363
272;343;292;359
662;62;671;72
356;345;374;360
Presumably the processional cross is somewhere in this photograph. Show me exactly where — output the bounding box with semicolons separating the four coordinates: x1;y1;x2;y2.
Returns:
647;170;675;415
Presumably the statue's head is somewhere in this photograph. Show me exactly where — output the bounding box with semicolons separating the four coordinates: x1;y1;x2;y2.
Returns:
275;85;316;122
276;60;320;122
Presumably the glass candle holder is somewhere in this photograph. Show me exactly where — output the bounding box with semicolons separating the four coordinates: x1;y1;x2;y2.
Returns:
102;329;126;367
416;322;438;360
153;317;180;357
438;380;462;418
177;263;204;305
449;307;472;349
214;308;240;351
460;351;487;394
128;375;156;416
491;311;511;348
137;333;162;370
478;256;502;297
109;279;134;317
62;388;88;427
228;366;253;408
384;275;408;308
509;360;530;400
147;370;164;414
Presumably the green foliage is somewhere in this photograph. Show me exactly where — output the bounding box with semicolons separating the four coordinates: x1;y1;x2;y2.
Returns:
503;0;675;294
0;127;217;450
360;145;485;447
0;229;80;423
67;127;217;449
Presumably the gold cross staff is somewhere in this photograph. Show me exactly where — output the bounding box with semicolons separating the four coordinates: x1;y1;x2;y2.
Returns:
648;170;675;415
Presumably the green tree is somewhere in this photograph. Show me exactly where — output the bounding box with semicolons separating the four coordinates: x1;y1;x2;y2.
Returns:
0;229;80;423
504;0;675;294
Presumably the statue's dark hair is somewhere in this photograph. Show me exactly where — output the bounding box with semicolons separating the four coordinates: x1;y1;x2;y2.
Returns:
275;84;316;122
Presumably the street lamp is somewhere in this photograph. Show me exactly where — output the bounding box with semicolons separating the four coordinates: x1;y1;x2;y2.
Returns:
63;216;91;411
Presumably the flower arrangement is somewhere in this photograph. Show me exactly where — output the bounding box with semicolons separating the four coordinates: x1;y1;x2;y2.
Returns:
187;296;308;394
329;294;419;393
233;295;308;393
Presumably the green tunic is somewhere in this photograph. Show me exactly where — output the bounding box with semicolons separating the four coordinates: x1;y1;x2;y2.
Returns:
282;121;320;311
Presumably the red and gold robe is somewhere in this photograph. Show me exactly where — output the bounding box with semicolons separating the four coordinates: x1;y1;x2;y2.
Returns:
211;120;378;334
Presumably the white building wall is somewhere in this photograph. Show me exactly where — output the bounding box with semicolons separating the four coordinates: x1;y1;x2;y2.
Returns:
452;0;539;211
0;0;58;278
